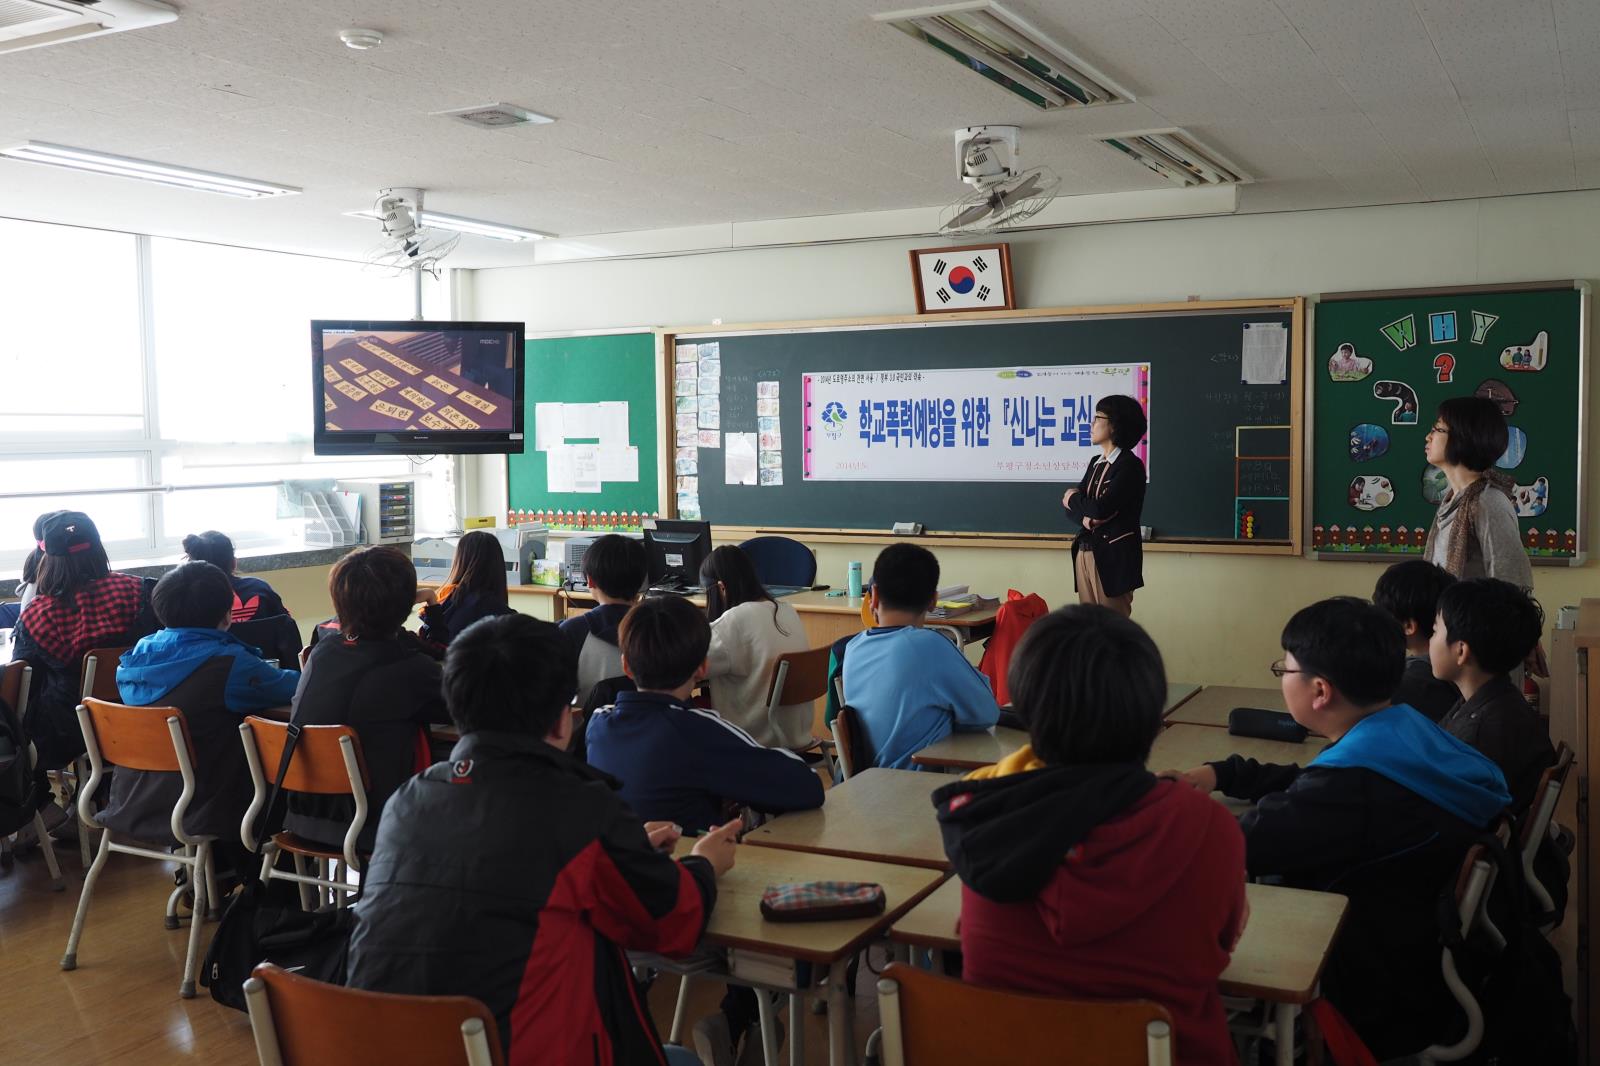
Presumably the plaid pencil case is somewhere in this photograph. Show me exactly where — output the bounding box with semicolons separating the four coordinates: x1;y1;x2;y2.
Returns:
760;882;886;923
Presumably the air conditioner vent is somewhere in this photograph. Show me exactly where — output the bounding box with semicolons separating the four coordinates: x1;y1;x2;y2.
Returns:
432;103;556;130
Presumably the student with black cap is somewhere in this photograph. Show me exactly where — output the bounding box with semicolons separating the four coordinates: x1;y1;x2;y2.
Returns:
12;511;158;772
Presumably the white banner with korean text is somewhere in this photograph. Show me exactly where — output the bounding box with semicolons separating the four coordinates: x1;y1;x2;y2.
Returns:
802;363;1150;482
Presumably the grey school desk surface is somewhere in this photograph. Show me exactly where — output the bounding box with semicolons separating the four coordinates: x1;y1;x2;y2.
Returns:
1164;685;1288;729
742;767;949;870
1146;723;1328;774
886;876;1349;1066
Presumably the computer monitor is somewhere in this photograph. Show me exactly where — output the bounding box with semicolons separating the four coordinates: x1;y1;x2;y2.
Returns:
644;519;712;590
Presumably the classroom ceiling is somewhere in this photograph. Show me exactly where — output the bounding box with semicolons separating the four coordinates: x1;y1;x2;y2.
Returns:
1;0;1597;267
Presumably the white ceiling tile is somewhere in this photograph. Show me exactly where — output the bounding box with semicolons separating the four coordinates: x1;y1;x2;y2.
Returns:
1136;0;1290;43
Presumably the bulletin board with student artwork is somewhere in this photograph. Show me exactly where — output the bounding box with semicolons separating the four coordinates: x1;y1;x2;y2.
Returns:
1310;282;1589;563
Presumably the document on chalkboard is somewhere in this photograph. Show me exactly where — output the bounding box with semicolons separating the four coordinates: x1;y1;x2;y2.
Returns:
1242;323;1288;385
725;432;758;486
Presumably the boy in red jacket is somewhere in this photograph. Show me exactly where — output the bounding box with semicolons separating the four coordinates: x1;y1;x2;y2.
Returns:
934;606;1247;1066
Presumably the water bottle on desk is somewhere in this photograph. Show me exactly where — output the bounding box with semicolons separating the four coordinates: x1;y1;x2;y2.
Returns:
847;561;862;599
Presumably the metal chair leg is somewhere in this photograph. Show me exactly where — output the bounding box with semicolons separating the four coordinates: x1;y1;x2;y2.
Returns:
291;852;314;912
61;828;113;970
668;974;694;1044
32;811;64;889
204;847;221;920
180;842;208;998
166;846;192;929
74;758;93;869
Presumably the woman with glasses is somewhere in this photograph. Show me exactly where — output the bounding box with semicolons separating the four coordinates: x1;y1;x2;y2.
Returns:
1061;395;1148;617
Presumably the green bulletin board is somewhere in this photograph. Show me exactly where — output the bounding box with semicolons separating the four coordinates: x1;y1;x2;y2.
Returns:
1311;284;1587;561
506;332;660;515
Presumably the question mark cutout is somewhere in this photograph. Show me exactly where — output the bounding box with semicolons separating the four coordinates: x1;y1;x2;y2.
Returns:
1373;380;1419;425
1434;352;1455;384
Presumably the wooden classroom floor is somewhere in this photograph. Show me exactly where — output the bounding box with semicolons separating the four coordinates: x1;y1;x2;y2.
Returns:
0;839;881;1064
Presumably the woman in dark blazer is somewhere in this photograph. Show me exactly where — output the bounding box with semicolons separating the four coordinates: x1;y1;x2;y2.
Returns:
1061;394;1148;616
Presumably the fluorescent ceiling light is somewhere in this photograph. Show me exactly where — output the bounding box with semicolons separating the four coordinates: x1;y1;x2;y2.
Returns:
0;141;298;198
344;208;552;242
1097;129;1249;188
875;1;1132;110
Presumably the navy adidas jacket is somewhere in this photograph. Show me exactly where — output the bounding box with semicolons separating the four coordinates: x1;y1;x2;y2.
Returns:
585;690;824;832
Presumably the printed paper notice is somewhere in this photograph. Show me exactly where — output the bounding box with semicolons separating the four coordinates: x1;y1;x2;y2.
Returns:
598;446;639;483
1242;322;1288;385
570;445;602;493
546;446;576;492
725;432;758;486
535;403;565;451
596;402;629;449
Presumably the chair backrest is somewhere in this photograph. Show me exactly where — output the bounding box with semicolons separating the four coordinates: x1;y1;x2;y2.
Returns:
80;645;132;703
246;962;503;1066
1519;742;1575;854
79;697;192;774
877;962;1173;1066
832;704;874;780
240;717;370;795
229;613;305;671
765;645;832;708
0;660;31;719
738;536;817;588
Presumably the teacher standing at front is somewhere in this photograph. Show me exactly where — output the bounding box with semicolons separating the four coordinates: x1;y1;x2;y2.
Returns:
1062;395;1148;617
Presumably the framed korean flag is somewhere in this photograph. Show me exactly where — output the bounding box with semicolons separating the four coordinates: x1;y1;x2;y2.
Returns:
910;242;1015;315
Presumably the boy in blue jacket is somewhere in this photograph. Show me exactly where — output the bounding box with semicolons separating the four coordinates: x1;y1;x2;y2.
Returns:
101;561;300;877
1161;597;1511;1059
587;593;823;1066
843;543;999;769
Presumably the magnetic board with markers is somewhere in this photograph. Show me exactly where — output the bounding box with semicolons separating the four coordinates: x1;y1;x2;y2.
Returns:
1310;282;1588;563
662;299;1305;553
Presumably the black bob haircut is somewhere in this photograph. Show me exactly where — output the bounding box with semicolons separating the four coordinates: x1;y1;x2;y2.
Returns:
583;534;648;600
1435;396;1509;472
1095;394;1148;451
1373;559;1457;639
870;542;940;613
151;561;234;630
443;613;577;737
1437;578;1543;676
619;595;711;690
1008;605;1166;766
1280;596;1404;707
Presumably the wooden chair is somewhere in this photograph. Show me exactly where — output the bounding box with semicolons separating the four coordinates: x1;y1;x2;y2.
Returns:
1519;742;1575;926
67;645;130;867
62;698;216;998
831;704;872;780
876;962;1174;1065
239;716;370;910
0;662;64;888
244;962;502;1066
762;645;832;752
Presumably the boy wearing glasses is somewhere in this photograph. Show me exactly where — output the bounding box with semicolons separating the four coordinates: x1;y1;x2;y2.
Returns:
1160;597;1509;1059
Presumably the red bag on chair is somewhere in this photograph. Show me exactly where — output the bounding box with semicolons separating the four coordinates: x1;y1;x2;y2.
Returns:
1307;998;1380;1066
978;590;1048;706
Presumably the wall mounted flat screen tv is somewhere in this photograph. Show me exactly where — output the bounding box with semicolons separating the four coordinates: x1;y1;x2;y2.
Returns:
312;320;525;455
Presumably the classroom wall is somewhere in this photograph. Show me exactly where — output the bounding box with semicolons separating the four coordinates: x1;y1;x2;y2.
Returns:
469;189;1600;686
267;563;336;644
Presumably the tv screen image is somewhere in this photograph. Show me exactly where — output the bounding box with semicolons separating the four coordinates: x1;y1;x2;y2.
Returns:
313;320;525;455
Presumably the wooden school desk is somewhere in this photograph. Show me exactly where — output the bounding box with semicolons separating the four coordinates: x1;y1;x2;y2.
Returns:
887;877;1348;1066
910;681;1205;770
743;767;948;870
554;586;1000;650
1164;685;1287;729
1147;723;1327;773
671;838;946;1066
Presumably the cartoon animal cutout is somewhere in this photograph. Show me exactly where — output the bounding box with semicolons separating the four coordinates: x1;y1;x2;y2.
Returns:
1495;426;1527;470
1475;379;1519;417
1499;331;1548;372
1373;380;1419;424
1348;475;1395;512
1327;342;1373;382
1511;477;1549;518
1349;423;1389;462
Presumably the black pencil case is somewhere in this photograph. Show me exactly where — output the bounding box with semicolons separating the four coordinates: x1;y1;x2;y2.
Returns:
1227;707;1308;743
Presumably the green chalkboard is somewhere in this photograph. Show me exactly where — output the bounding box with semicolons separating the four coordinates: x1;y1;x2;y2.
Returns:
672;304;1301;546
507;333;660;515
1311;285;1586;560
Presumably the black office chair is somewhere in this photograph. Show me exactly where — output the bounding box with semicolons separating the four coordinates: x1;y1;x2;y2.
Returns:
738;536;817;589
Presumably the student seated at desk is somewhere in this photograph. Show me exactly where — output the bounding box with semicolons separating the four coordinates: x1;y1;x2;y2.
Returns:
181;530;287;622
1372;559;1459;721
286;546;446;852
106;561;300;880
347;613;733;1066
13;511;159;773
1429;578;1555;817
935;605;1247;1066
842;543;998;769
0;509;63;629
417;530;514;651
701;545;811;749
560;533;647;705
1161;597;1511;1059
